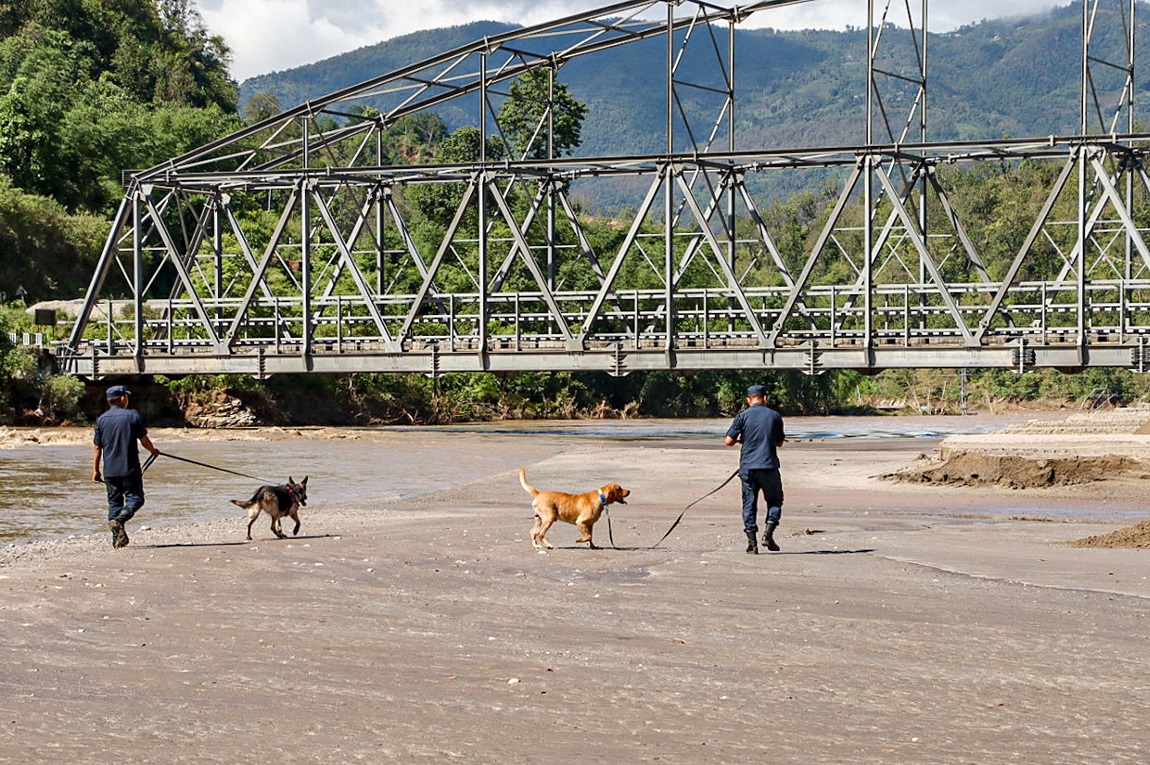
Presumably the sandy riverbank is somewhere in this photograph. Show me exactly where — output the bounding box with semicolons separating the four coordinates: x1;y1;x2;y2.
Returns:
1;423;1149;763
0;424;380;449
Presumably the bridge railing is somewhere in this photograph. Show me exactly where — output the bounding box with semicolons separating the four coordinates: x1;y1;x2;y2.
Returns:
56;279;1150;377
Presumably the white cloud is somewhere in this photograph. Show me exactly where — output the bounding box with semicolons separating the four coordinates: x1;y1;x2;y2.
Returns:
200;0;372;78
738;0;1065;33
198;0;1069;82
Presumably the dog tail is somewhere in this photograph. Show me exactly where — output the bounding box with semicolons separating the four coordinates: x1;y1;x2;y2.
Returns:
230;487;262;509
518;467;538;497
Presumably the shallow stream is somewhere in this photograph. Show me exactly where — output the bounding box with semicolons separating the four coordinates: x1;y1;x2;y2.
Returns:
0;413;1081;545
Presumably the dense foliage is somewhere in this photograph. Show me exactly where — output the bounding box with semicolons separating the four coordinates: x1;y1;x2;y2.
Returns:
0;0;241;213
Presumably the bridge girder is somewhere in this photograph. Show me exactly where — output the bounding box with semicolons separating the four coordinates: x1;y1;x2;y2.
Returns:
58;0;1150;378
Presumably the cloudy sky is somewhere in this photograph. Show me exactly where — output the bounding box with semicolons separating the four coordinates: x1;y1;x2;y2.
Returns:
195;0;1070;82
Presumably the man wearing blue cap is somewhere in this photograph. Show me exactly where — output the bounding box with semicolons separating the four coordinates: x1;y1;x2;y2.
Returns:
93;385;159;548
724;383;786;554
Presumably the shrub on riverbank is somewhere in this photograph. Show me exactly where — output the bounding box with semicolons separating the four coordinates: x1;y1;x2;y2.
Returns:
2;301;1149;426
7;364;1144;428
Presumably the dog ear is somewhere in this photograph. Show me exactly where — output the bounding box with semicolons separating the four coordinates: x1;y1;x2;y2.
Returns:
301;476;308;486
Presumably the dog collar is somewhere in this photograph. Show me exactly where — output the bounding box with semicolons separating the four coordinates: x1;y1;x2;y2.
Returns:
598;490;607;507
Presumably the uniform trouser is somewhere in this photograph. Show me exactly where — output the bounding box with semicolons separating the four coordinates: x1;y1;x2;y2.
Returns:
741;468;783;534
105;473;145;524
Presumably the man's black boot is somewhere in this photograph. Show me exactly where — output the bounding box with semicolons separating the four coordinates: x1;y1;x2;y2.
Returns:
762;522;780;552
745;530;758;554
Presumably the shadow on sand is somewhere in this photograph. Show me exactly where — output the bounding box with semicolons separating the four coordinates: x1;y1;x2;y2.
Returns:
141;533;335;549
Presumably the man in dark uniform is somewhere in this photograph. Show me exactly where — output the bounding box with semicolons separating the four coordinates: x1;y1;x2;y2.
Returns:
724;384;786;554
93;385;159;549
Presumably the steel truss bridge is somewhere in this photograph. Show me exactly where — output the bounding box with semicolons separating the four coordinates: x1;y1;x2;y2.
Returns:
58;0;1150;378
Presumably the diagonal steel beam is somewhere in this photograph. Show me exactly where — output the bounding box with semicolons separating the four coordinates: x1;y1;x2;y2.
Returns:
575;167;667;346
396;176;480;347
309;190;396;343
872;166;974;343
768;160;865;346
486;178;576;342
65;195;132;352
974;156;1078;342
141;195;223;348
221;200;280;302
923;165;993;282
222;184;303;347
674;171;769;345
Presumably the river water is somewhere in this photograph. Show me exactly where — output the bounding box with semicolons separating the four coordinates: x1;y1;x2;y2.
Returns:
0;413;1095;546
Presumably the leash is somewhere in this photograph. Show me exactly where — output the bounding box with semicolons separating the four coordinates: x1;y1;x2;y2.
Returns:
648;468;740;549
152;450;279;485
600;490;621;550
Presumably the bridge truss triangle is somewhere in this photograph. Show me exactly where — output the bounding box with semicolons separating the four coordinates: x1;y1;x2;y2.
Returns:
58;0;1150;377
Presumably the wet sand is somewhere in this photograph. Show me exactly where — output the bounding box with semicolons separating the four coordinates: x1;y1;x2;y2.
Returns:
1;435;1149;763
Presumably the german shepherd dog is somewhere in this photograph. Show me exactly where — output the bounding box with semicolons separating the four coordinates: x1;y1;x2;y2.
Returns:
231;477;308;541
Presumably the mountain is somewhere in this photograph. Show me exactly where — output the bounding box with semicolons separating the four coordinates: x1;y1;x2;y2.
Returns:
239;4;1149;198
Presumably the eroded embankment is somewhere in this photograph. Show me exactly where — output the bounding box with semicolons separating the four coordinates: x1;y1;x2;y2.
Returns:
1068;519;1150;548
883;408;1150;548
887;450;1146;489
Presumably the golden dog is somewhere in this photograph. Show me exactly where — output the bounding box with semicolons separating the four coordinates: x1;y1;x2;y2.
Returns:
231;476;308;541
518;467;630;550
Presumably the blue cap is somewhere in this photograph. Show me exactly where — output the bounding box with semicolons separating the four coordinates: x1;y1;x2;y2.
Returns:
746;384;766;397
106;385;131;399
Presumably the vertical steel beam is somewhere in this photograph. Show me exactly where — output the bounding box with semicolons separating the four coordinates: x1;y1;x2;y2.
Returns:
864;156;874;357
1081;1;1090;135
917;0;928;329
213;195;223;330
301;178;312;360
727;18;737;334
664;2;675;356
547;67;557;290
375;186;385;296
479;52;490;363
300;114;313;361
132;191;144;362
1077;145;1088;351
866;0;874;145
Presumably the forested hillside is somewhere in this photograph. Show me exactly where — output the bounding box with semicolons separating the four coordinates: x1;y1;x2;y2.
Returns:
241;3;1147;161
0;0;245;420
0;0;243;302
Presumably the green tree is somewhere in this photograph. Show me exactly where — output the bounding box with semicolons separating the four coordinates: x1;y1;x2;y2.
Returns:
0;0;239;214
403;125;504;236
243;90;282;124
496;68;587;160
0;175;107;301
